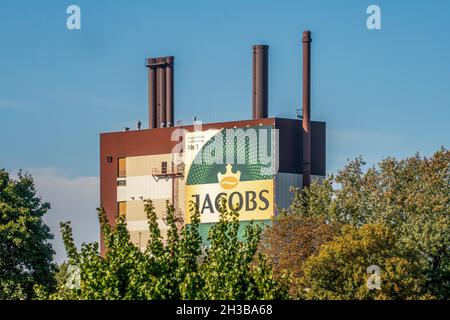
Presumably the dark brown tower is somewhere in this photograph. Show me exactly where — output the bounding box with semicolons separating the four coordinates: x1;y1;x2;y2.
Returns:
157;58;166;128
165;56;174;127
302;31;312;189
146;58;157;129
252;45;269;119
145;56;175;128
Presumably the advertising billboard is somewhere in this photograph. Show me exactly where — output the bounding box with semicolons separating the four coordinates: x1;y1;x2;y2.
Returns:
184;125;276;224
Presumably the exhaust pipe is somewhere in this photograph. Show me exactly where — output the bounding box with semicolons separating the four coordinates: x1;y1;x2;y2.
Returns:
157;58;166;128
146;58;157;129
165;56;174;127
145;56;174;128
252;45;269;119
302;31;312;189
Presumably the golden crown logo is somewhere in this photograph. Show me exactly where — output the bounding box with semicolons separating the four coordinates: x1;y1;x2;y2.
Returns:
218;164;241;189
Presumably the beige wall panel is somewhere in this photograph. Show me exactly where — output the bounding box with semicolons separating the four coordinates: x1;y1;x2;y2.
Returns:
125;201;145;221
126;199;171;221
129;228;169;250
129;228;174;251
117;175;172;201
126;154;172;177
152;199;172;219
126;219;169;232
117;186;127;202
129;230;150;251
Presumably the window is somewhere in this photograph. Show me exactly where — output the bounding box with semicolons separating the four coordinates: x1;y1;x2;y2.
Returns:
118;201;126;217
161;161;168;174
118;157;126;177
117;180;126;186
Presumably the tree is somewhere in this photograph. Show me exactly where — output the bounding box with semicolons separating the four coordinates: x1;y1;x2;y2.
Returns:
299;224;429;300
261;147;449;299
326;148;450;298
39;200;289;299
260;214;336;297
195;200;289;299
0;169;56;299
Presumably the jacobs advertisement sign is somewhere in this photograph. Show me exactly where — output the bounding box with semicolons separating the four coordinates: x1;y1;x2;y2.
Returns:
184;125;275;224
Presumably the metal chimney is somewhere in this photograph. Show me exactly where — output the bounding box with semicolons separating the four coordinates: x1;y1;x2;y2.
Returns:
302;31;312;189
146;58;157;129
252;45;269;119
146;56;174;128
165;56;174;127
157;58;166;128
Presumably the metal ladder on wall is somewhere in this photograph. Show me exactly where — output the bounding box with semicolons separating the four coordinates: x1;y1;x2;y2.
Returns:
153;120;185;230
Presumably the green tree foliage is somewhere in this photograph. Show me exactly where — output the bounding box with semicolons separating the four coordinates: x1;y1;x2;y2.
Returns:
0;169;56;299
195;200;289;299
39;200;289;300
262;147;449;299
300;224;428;299
260;214;336;296
28;147;449;300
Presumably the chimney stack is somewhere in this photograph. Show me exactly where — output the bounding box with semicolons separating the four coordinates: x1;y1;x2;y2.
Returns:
165;56;174;127
147;58;157;129
157;58;166;127
145;56;175;128
252;45;269;119
302;31;312;189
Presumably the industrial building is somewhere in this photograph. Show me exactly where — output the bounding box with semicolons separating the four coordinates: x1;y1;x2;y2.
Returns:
100;31;326;252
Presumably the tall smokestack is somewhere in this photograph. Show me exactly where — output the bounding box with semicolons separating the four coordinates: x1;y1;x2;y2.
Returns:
146;56;174;128
165;56;174;127
157;58;166;128
252;45;269;119
302;31;312;189
147;59;157;129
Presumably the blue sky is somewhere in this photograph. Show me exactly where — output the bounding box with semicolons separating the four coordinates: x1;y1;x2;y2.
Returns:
1;0;449;261
1;0;449;176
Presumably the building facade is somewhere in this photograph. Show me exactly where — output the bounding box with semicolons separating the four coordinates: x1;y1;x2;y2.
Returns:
100;118;325;252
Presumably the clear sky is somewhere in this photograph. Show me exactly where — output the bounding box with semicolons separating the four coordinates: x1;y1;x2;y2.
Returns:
1;0;449;261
